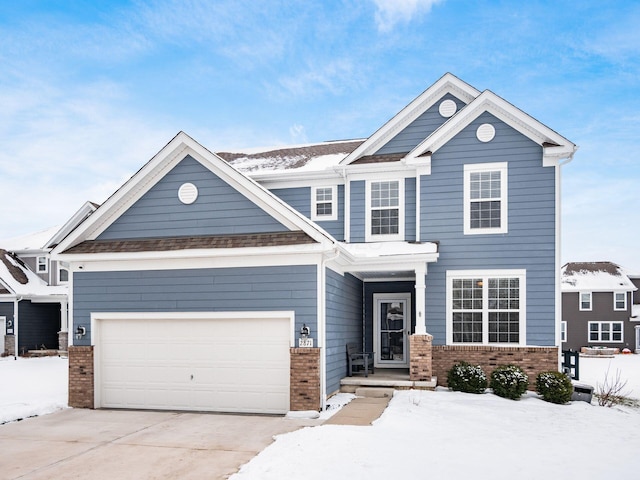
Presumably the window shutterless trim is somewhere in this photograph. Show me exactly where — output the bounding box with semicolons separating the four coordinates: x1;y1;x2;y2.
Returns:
588;321;623;343
613;292;627;311
36;256;48;273
579;292;592;311
463;162;508;235
365;179;404;242
311;185;338;221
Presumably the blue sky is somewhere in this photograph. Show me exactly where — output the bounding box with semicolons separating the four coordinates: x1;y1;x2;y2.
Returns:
1;0;638;271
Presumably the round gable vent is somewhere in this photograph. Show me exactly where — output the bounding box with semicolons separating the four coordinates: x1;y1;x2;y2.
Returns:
476;123;496;142
439;99;457;118
178;183;198;205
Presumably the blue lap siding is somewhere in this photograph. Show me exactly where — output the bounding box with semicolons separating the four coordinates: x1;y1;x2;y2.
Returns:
325;269;363;395
72;265;317;346
98;155;288;240
421;112;556;346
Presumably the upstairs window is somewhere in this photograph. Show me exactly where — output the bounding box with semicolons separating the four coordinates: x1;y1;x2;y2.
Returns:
579;292;592;311
614;292;626;311
366;180;404;241
37;256;48;273
464;163;508;235
311;186;337;221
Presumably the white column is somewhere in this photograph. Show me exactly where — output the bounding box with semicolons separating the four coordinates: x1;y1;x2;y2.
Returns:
414;264;427;335
60;300;68;333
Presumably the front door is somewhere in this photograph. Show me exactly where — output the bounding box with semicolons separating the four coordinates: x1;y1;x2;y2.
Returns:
374;293;411;367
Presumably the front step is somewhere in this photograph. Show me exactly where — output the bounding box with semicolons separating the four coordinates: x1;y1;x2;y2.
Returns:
341;376;437;393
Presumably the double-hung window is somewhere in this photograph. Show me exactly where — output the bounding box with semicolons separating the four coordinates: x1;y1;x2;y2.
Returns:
589;321;623;342
311;186;337;221
579;292;592;311
464;163;508;234
366;180;404;241
447;270;526;345
36;256;48;273
613;292;626;311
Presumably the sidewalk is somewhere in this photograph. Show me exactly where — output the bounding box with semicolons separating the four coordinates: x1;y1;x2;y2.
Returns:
324;390;392;426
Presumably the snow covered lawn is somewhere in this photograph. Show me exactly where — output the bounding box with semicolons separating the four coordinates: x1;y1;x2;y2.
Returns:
0;356;68;424
233;355;640;479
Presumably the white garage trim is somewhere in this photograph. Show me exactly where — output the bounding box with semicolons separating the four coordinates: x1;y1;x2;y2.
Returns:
91;311;295;414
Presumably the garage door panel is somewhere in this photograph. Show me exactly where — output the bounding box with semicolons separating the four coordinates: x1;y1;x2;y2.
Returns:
98;315;291;414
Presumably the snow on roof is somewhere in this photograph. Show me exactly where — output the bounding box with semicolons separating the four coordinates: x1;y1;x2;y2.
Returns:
216;139;364;174
561;261;637;292
340;241;439;258
0;226;61;252
0;249;66;297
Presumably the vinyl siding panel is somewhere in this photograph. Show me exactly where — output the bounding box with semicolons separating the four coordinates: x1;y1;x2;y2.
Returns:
325;269;363;395
73;265;317;346
271;186;345;240
98;155;287;240
350;180;366;242
375;93;468;154
421;111;556;346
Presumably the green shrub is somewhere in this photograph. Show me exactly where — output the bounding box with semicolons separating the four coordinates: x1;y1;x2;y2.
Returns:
535;371;573;404
447;361;487;394
490;365;529;400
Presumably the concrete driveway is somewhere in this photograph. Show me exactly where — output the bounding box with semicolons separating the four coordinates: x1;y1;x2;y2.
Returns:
0;408;319;479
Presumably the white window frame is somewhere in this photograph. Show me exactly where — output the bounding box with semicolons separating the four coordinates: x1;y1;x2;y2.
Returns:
59;267;69;284
446;269;526;346
561;321;567;343
365;179;404;242
588;321;623;343
579;292;592;311
463;162;508;235
311;186;338;221
36;256;48;273
613;292;627;311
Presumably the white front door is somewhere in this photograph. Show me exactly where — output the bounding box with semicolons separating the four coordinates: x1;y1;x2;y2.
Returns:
374;293;411;367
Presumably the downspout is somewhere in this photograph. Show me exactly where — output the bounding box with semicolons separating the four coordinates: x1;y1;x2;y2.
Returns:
555;148;577;367
13;296;22;359
319;246;341;410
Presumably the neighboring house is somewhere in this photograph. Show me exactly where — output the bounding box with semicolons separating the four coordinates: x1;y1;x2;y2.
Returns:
52;73;577;414
561;262;638;352
0;202;98;355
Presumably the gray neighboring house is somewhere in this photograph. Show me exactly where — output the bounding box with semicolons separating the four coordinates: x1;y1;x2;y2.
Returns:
52;73;577;414
561;262;639;352
1;202;97;355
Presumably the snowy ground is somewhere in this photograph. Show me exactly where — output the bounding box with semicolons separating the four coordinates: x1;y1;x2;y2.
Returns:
0;356;68;424
1;355;639;478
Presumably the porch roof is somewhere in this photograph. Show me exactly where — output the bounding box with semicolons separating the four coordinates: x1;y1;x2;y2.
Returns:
334;241;439;277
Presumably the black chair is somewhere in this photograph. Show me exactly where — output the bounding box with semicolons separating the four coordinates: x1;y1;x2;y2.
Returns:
346;342;375;377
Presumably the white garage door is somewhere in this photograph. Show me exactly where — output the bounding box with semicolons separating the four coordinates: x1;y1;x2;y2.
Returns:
96;314;291;414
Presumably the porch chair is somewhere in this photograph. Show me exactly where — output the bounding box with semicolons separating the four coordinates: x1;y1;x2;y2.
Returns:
346;342;375;377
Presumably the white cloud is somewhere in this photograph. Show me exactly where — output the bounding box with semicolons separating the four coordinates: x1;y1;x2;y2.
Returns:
289;124;308;144
372;0;443;32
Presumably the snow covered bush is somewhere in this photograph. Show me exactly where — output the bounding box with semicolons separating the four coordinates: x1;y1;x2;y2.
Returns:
447;362;487;394
490;365;529;400
535;371;573;404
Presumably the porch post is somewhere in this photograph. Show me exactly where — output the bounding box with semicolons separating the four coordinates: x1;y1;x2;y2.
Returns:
414;264;427;335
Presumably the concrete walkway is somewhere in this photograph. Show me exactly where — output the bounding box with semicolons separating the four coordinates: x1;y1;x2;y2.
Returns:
323;389;393;426
0;408;319;480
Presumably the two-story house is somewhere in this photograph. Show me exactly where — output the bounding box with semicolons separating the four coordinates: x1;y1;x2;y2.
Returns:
561;261;638;352
52;73;577;414
1;202;97;356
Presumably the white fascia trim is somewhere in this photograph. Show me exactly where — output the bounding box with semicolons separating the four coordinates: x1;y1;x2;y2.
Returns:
250;170;345;188
61;243;328;266
45;201;99;249
340;73;480;165
406;90;577;164
53;132;336;253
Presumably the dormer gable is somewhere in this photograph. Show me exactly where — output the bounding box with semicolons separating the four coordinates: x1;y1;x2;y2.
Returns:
340;73;480;165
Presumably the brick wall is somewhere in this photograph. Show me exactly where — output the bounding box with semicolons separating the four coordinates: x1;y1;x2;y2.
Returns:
410;334;433;381
68;345;94;408
290;347;321;411
433;345;559;389
3;335;15;356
